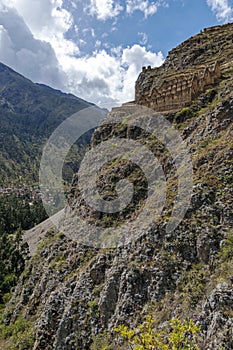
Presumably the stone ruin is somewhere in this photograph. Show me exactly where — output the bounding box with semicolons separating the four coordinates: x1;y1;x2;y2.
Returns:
135;61;221;112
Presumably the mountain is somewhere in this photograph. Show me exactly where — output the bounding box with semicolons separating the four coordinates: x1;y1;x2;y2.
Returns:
0;63;99;186
1;23;233;350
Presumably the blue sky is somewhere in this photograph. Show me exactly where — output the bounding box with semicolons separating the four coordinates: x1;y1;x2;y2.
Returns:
64;0;223;56
0;0;232;108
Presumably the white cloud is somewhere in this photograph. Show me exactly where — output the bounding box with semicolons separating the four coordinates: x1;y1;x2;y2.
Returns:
62;45;163;108
207;0;233;22
122;44;163;72
2;0;71;37
2;0;78;57
138;32;148;45
0;0;164;108
95;40;102;48
70;1;78;10
126;0;160;18
0;4;65;89
120;45;163;100
87;0;123;21
83;28;96;38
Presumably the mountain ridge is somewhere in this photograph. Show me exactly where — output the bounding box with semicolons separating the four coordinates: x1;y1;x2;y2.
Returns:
0;62;99;185
0;62;90;104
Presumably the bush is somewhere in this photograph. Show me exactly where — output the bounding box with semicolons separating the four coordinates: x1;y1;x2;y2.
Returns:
175;107;194;123
115;316;201;350
219;231;233;261
0;316;35;350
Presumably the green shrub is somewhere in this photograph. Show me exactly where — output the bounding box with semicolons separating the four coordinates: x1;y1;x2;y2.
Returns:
0;316;35;350
0;230;27;304
175;107;194;123
87;299;100;318
178;264;207;308
219;231;233;261
90;330;112;350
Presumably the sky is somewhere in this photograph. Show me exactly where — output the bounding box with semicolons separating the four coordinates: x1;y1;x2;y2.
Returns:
0;0;232;109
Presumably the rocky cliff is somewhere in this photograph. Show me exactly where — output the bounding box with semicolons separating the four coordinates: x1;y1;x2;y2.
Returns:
135;23;233;112
1;23;233;350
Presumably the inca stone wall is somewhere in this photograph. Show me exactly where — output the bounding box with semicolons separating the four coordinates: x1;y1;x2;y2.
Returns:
135;61;221;112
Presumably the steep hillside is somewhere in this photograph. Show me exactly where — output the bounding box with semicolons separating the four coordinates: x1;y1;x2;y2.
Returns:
1;24;233;350
0;63;97;185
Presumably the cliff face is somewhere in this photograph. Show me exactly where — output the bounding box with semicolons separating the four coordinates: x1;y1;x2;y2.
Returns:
1;24;233;350
135;23;233;112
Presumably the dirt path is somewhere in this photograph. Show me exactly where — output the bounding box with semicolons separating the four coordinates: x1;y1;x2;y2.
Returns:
23;209;65;255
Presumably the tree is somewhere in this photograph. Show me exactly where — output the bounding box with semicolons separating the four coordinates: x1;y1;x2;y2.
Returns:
0;228;29;304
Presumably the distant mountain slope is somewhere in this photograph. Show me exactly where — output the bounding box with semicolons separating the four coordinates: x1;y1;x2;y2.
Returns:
0;62;100;185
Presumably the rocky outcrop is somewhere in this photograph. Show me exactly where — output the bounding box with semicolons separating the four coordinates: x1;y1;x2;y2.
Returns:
135;61;221;111
135;23;233;112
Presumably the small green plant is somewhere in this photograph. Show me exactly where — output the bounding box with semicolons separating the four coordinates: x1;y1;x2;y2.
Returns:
90;330;112;350
175;107;194;123
87;299;100;318
219;231;233;261
88;299;98;310
115;316;201;349
178;264;207;308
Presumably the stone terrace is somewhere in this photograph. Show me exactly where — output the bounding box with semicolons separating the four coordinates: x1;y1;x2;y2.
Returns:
135;61;221;112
